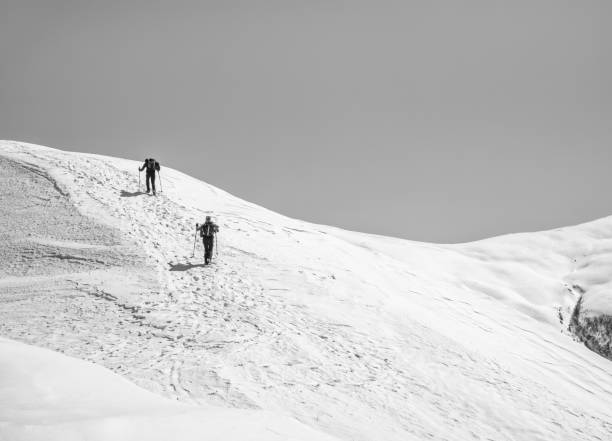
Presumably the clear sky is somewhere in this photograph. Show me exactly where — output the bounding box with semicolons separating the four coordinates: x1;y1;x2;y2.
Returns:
1;1;611;243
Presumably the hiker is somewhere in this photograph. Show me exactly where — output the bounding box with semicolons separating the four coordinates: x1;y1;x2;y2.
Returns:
197;216;219;265
139;158;160;195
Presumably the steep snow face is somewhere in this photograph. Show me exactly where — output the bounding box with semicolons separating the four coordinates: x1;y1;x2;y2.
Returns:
1;140;612;441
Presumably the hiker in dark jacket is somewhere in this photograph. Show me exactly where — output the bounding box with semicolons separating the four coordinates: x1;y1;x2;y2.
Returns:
197;216;219;265
139;158;160;195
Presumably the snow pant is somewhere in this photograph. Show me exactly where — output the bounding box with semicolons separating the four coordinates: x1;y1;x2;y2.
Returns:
145;170;156;193
203;236;214;263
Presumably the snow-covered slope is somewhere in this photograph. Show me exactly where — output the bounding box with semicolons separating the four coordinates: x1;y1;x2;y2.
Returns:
1;140;612;441
0;337;338;441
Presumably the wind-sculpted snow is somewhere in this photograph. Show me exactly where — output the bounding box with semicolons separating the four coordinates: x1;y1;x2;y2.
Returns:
0;338;338;441
1;140;612;441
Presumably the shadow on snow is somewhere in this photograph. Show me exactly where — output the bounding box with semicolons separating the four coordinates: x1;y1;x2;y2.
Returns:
120;190;146;197
168;262;206;271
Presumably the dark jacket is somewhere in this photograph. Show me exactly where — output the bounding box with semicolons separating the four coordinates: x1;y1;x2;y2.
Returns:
198;222;219;237
139;158;160;173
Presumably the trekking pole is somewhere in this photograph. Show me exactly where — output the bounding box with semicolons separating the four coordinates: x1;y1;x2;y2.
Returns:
191;224;198;258
158;170;163;193
138;169;141;192
215;234;219;258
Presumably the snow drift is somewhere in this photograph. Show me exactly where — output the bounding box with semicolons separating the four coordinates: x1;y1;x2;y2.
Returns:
0;337;338;441
1;140;612;441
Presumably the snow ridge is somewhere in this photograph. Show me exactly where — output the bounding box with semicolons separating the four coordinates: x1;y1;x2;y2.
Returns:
1;140;612;441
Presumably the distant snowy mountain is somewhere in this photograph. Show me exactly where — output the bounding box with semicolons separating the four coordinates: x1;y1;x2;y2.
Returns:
1;140;611;441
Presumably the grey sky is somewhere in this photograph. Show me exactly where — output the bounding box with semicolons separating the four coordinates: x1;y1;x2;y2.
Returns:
1;1;611;243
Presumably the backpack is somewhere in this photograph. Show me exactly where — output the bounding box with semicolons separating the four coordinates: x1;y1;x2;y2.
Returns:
146;158;160;171
200;222;218;237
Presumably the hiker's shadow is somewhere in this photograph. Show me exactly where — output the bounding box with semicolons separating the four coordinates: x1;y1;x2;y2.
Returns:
120;190;146;197
169;262;206;271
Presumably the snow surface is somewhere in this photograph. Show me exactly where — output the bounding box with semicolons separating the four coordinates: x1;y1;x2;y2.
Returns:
1;140;612;440
0;337;338;441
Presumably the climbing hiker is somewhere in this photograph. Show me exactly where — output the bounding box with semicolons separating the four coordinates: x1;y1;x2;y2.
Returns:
196;216;219;265
139;158;160;195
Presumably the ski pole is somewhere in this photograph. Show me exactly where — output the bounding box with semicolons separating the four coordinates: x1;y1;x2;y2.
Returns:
158;170;163;193
215;234;218;258
138;169;141;192
191;224;198;258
